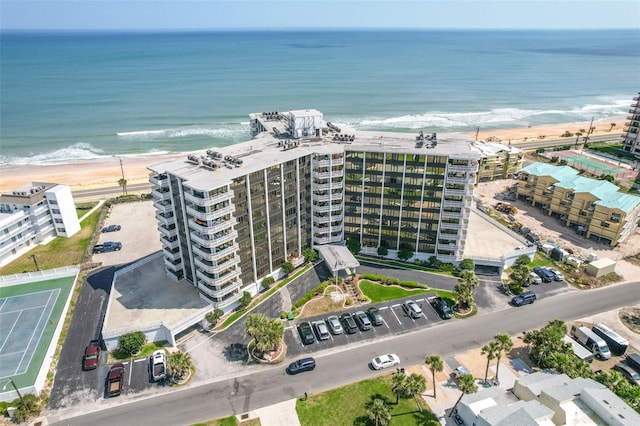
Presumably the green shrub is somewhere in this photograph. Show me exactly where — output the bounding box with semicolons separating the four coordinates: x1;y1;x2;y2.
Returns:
359;295;370;303
280;311;287;319
401;280;427;289
438;263;457;272
262;276;275;288
361;273;384;282
345;297;353;306
118;331;146;354
385;277;400;286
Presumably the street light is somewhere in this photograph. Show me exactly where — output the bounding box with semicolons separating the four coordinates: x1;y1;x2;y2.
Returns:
2;378;26;407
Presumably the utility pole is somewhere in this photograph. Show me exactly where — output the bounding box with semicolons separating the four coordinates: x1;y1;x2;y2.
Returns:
3;378;25;407
475;127;480;141
119;158;127;195
30;254;40;271
582;117;595;146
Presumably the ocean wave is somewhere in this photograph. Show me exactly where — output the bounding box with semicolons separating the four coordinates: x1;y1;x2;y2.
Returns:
351;98;631;130
117;125;248;140
0;143;174;166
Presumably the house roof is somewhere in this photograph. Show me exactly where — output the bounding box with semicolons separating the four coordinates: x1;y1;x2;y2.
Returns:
521;163;640;213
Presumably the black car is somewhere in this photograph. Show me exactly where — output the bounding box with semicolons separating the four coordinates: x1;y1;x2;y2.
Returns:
532;266;553;283
353;310;372;331
286;357;316;375
430;297;453;319
297;322;315;345
367;307;384;326
93;242;122;253
101;224;122;233
512;290;536;306
340;313;358;334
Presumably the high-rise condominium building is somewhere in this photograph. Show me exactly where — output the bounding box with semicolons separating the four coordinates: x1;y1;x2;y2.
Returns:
148;110;480;308
621;91;640;155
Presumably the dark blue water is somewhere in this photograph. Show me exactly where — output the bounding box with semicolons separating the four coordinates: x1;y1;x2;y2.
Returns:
1;30;638;164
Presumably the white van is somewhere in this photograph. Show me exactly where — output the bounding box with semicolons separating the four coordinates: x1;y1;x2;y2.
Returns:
571;326;611;360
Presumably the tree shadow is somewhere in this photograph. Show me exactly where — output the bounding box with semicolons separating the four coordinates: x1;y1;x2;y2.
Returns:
223;342;248;363
412;410;441;426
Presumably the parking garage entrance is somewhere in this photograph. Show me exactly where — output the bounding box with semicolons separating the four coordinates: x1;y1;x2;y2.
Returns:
315;245;360;278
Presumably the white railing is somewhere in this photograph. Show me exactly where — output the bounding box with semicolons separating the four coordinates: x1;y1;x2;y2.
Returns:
0;265;80;286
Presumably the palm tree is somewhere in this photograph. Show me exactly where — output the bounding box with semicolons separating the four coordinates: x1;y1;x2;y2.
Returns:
405;373;426;412
391;371;407;404
449;373;477;417
494;333;514;383
452;283;474;312
425;354;443;398
366;398;391;426
481;341;500;385
118;177;127;195
458;270;478;289
168;351;192;382
609;122;616;132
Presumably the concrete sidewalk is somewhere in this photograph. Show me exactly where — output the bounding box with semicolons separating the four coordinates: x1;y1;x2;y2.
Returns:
239;398;301;426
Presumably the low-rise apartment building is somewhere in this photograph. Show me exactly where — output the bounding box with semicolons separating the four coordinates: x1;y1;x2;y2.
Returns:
515;162;640;246
148;109;488;308
472;140;524;182
0;183;80;267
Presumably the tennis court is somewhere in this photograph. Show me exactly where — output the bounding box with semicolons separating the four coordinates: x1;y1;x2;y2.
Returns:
0;289;60;378
549;150;633;178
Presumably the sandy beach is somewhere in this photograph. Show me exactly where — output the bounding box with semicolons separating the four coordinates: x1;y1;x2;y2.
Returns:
0;116;626;194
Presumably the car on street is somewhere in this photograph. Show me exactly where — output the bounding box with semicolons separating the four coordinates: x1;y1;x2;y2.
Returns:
286;357;316;375
93;241;122;253
529;272;542;285
353;310;372;331
340;313;358;334
101;224;122;233
402;300;423;318
326;315;343;335
313;320;330;341
367;307;384;326
82;340;101;371
371;353;400;370
297;321;315;345
512;290;536;306
546;268;564;281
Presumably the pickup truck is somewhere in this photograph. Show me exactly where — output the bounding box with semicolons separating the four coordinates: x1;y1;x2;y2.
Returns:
82;340;101;370
429;296;453;319
107;363;125;397
150;349;167;381
93;241;122;253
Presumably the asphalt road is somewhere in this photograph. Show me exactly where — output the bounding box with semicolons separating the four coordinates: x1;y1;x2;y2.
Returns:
50;280;640;426
73;182;152;201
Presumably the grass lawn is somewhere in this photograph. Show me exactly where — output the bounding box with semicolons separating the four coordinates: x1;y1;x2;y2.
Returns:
529;252;553;268
110;340;169;362
296;375;438;426
0;207;102;275
355;256;456;277
359;280;427;303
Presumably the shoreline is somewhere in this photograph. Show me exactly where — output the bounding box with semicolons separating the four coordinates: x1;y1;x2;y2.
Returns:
0;116;627;193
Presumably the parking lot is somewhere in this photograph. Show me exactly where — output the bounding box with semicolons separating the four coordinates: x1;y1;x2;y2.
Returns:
285;295;449;358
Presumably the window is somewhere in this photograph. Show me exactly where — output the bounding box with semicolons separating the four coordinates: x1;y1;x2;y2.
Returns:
601;221;610;228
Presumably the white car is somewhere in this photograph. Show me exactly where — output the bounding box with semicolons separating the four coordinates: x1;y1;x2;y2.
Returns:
326;315;343;335
371;353;400;370
402;300;423;318
547;268;564;281
529;271;542;285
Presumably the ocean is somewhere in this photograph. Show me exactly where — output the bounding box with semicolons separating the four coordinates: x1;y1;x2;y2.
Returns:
1;29;638;165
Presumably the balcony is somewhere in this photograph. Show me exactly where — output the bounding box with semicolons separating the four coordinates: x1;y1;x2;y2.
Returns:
440;222;462;230
156;212;175;225
443;188;468;197
313;159;333;167
441;211;463;219
314;213;344;224
161;236;179;249
313;234;342;245
313;203;343;214
313;191;344;202
442;200;465;208
149;173;169;187
210;291;243;309
447;164;476;173
190;230;237;248
193;256;238;274
184;191;232;207
152;189;171;201
445;176;469;184
164;258;183;271
210;244;239;261
188;218;233;235
162;247;181;260
313;169;344;180
198;269;242;287
158;225;178;238
197;279;243;299
154;200;172;213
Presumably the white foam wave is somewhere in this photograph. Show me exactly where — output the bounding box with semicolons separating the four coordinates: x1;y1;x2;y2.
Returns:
0;143;107;165
117;125;247;140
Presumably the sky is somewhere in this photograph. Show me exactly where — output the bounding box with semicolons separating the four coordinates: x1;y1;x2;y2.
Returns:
1;0;639;31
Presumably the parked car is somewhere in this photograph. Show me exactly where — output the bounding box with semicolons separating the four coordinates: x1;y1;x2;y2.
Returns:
371;353;400;370
529;271;542;285
82;340;101;371
367;307;384;326
353;310;372;331
313;320;330;341
546;268;564;281
451;366;471;383
340;313;358;334
402;300;423;318
101;224;121;233
93;241;122;253
614;361;640;386
326;315;343;335
286;357;316;375
107;363;125;397
297;321;315;345
532;266;553;283
430;297;453;319
512;291;536;306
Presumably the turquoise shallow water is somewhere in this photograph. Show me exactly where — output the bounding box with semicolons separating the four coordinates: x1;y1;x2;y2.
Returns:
1;29;638;164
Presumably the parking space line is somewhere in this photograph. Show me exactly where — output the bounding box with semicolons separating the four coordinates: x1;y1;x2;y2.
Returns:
389;306;403;325
127;362;133;388
134;358;146;363
381;317;390;329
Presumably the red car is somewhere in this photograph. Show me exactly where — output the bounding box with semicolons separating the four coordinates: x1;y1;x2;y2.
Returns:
83;340;101;370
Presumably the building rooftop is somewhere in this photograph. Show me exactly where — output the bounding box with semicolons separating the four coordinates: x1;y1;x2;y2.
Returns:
582;386;640;425
148;110;480;191
0;182;57;206
542;377;604;404
471;140;523;156
516;370;571;397
481;400;554;426
521;162;640;212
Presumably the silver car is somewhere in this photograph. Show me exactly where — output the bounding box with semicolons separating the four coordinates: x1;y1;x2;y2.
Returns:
313;320;330;340
326;315;343;335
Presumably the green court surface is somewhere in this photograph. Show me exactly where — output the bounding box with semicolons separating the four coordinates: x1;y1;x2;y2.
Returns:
560;154;626;175
0;277;74;388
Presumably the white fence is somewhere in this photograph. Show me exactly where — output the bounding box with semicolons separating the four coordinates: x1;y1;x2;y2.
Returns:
0;265;80;287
